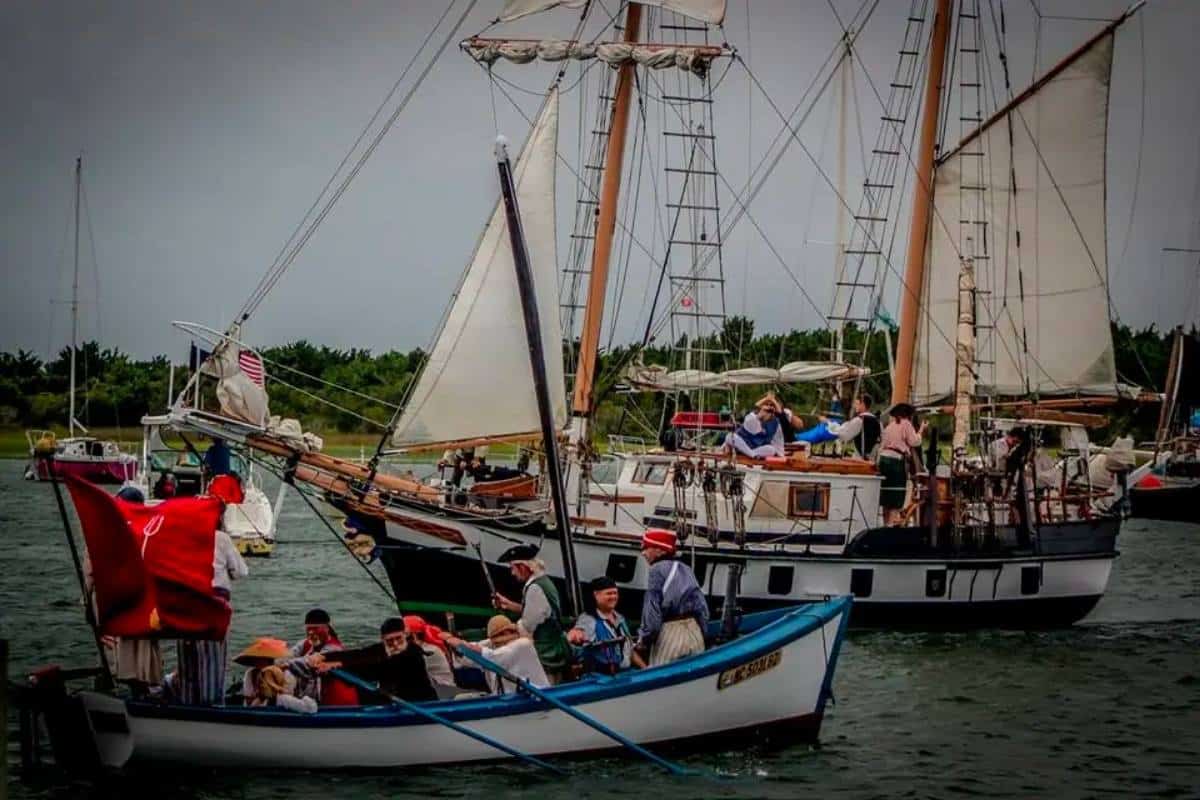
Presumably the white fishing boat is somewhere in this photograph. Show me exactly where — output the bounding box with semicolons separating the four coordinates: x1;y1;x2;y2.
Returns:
64;599;849;770
129;414;283;557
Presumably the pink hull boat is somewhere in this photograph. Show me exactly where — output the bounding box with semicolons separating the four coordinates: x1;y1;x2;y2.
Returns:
32;456;138;484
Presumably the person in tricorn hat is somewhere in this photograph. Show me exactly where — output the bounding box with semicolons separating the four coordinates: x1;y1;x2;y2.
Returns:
310;617;436;703
635;529;709;667
490;544;571;684
567;576;644;674
285;608;358;706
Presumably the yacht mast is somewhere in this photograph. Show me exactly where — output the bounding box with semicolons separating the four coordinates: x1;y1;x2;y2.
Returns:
569;2;643;429
69;155;81;437
891;0;953;406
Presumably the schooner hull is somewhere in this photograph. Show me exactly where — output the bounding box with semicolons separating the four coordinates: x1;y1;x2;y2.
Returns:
379;503;1117;630
76;599;849;770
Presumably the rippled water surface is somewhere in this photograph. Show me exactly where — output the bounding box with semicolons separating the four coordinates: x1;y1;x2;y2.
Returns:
2;459;1198;798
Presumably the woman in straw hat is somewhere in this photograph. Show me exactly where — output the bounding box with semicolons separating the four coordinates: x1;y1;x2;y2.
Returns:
249;665;317;714
235;637;315;712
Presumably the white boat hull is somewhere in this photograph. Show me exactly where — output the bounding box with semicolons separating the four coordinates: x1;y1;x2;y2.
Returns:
77;600;849;769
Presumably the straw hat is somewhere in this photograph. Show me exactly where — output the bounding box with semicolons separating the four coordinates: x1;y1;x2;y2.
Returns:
234;637;291;666
486;615;519;644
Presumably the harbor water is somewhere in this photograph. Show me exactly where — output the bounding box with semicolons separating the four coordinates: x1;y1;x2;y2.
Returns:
2;459;1197;798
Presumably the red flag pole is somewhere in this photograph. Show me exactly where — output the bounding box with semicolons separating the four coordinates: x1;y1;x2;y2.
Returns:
43;458;115;690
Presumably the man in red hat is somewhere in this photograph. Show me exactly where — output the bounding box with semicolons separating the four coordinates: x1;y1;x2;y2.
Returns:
635;529;709;667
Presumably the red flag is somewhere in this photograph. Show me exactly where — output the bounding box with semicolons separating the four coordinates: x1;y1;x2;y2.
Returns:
65;476;231;640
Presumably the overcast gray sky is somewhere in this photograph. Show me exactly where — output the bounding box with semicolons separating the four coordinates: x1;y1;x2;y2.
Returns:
2;0;1198;361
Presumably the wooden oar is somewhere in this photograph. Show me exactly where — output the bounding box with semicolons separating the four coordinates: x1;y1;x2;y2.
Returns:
329;668;564;775
451;646;692;776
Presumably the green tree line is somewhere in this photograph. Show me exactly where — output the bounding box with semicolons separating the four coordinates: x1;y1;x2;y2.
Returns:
0;322;1182;442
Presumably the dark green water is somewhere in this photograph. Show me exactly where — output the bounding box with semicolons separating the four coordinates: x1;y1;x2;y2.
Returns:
2;459;1198;799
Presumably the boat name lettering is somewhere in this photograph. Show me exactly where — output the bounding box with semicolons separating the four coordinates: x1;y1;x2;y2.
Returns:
717;649;782;690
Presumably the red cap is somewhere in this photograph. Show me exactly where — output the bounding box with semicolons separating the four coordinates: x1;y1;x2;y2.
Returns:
1137;474;1164;489
402;615;427;636
423;624;447;648
641;528;678;554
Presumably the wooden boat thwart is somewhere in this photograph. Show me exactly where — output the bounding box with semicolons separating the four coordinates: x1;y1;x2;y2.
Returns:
74;599;850;770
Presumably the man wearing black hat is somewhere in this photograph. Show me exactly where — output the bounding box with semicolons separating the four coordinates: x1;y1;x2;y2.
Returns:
310;617;436;703
492;544;571;684
567;577;645;674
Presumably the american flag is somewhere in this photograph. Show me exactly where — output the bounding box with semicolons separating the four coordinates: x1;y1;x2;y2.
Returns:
238;349;265;387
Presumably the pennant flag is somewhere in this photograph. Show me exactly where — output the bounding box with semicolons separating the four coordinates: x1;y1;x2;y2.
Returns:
66;476;231;639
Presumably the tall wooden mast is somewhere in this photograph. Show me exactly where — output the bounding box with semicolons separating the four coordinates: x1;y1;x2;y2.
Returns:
891;0;953;406
69;155;81;437
570;2;643;421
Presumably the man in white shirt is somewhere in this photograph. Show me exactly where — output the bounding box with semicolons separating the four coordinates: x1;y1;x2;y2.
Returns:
445;616;550;694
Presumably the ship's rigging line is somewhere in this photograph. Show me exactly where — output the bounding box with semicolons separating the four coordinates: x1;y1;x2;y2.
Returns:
234;0;479;328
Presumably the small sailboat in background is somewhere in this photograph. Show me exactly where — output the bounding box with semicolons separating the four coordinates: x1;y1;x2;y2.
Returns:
1128;327;1200;521
25;157;138;484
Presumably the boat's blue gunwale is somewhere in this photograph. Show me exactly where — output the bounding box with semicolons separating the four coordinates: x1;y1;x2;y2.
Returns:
126;597;851;729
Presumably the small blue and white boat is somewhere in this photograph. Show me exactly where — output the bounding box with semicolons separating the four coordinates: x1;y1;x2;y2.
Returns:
76;598;850;770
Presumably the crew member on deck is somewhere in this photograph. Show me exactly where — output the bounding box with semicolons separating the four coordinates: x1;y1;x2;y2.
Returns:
879;403;926;526
725;395;785;459
635;529;709;667
203;437;233;478
311;617;437;703
491;544;571;684
823;393;881;459
403;614;457;694
568;576;644;674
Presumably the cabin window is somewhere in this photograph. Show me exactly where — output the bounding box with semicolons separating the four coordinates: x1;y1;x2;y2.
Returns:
1021;565;1041;595
850;568;873;598
631;462;671;485
605;554;638;584
926;569;947;598
751;481;831;520
768;566;794;596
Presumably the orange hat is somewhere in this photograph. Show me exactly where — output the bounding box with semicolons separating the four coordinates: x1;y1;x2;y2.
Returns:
641;528;678;554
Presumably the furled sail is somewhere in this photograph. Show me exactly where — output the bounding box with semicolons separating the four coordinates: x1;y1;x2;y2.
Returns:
912;31;1118;405
391;90;564;449
499;0;726;25
463;38;726;76
626;362;868;392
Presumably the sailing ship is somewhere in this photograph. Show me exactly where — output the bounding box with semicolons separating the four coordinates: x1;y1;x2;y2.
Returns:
1128;327;1200;521
164;0;1144;627
24;157;139;484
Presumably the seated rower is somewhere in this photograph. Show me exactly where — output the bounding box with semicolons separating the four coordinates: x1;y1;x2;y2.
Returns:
491;545;571;684
286;608;358;706
445;616;550;694
636;529;709;667
403;615;457;694
310;617;437;703
724;396;785;459
567;577;644;674
235;637;308;709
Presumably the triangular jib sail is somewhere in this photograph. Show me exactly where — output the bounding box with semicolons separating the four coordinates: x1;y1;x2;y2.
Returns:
391;90;565;449
913;31;1118;405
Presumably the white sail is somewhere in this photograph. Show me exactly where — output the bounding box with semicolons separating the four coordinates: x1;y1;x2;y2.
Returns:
912;32;1117;404
391;90;564;449
499;0;726;25
626;362;868;392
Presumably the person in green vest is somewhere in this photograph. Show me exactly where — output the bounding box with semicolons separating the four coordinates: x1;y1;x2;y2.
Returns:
491;544;571;684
